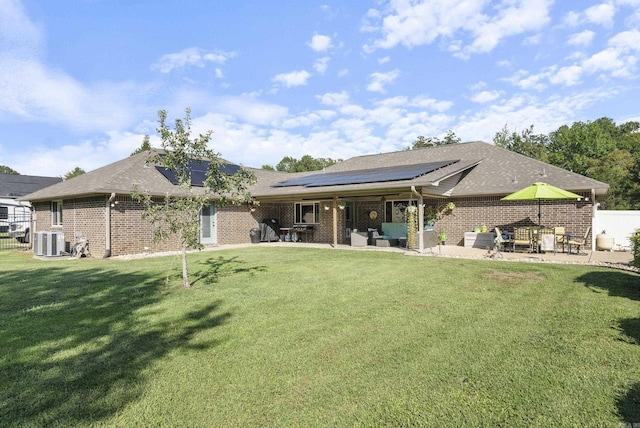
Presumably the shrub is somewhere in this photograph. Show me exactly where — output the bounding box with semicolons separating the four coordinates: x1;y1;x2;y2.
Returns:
630;228;640;268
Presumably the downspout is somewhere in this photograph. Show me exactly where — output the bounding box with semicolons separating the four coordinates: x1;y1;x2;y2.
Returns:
411;186;424;253
105;193;115;258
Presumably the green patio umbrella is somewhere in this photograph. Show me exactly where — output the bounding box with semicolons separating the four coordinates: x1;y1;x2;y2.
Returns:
502;182;582;251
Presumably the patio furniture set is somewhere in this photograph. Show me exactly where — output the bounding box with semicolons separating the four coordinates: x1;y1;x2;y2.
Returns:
495;226;591;255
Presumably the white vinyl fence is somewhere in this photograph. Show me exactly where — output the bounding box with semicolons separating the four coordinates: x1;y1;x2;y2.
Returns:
593;210;640;250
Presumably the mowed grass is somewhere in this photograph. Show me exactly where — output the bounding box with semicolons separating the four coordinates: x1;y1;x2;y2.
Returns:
0;247;639;427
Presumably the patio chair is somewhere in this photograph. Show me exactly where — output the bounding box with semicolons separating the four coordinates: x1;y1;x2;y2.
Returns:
494;227;512;253
553;226;566;253
512;227;533;252
536;227;555;253
567;227;591;255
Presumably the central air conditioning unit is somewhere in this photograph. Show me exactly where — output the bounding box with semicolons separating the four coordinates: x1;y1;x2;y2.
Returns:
34;231;65;256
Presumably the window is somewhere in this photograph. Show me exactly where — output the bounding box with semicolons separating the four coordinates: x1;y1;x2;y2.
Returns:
295;202;320;224
52;200;63;226
385;200;417;223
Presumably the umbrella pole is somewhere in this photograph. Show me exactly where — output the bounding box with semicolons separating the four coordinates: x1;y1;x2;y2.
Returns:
537;199;541;253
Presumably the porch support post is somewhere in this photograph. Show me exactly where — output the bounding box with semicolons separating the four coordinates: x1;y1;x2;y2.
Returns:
332;196;338;247
411;186;424;253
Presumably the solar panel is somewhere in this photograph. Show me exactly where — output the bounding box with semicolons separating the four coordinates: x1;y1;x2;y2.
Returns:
156;159;242;187
274;160;459;188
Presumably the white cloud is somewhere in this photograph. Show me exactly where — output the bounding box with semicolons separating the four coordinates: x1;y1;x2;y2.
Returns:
463;0;552;57
567;30;595;46
281;110;336;128
470;81;487;91
210;96;289;126
565;2;616;27
409;95;454;112
549;65;584;86
366;69;400;93
313;57;330;74
363;0;553;58
471;90;501;103
0;56;150;131
317;91;350;106
582;29;640;77
308;34;333;52
504;29;640;90
151;47;237;73
0;0;43;57
584;2;616;27
272;70;312;87
565;11;581;27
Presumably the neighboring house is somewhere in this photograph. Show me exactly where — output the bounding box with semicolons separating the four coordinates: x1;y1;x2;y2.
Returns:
21;142;608;257
0;174;62;239
0;173;62;202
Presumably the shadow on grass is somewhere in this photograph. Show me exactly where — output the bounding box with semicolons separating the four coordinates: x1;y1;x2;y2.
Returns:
617;382;640;423
0;261;231;426
192;255;268;285
576;270;640;424
577;270;640;302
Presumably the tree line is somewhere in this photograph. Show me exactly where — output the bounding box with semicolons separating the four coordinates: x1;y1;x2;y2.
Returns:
492;117;640;210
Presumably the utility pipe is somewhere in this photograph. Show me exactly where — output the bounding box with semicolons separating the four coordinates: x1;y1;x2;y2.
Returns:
105;192;116;258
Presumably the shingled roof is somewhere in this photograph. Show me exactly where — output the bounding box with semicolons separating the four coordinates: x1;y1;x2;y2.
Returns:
22;150;282;202
254;141;608;200
0;174;62;198
22;142;609;202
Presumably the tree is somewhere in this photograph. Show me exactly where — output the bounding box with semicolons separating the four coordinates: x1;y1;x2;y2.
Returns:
263;155;340;172
494;117;640;209
64;167;86;180
547;118;620;176
132;108;256;288
407;130;461;150
493;124;549;162
0;165;19;174
545;118;640;209
131;135;153;156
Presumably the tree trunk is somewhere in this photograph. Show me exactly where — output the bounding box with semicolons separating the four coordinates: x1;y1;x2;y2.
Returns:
181;244;190;288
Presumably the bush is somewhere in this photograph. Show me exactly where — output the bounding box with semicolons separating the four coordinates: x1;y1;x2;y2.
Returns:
630;229;640;268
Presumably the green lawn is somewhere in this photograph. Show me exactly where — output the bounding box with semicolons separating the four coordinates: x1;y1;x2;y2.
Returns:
1;247;639;427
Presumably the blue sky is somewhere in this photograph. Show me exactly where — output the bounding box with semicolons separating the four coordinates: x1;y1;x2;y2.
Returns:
1;0;639;177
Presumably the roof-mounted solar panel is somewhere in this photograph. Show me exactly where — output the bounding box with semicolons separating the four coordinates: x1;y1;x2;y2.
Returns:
156;158;242;187
274;160;459;188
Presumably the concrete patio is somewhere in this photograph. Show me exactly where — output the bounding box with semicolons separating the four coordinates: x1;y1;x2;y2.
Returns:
241;241;636;271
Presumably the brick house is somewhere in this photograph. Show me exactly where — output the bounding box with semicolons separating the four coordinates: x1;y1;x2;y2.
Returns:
21;141;608;257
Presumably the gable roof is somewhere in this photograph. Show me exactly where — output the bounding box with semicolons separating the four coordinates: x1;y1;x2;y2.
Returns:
22;150;283;202
0;174;62;198
255;141;608;200
21;142;609;202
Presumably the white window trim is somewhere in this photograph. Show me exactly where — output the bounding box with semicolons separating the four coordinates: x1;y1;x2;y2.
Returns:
294;202;320;224
52;200;63;227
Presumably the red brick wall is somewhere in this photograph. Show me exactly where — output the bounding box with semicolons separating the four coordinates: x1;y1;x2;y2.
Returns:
33;198;107;255
32;192;595;256
426;193;593;248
